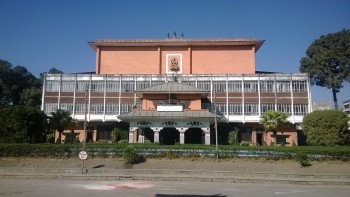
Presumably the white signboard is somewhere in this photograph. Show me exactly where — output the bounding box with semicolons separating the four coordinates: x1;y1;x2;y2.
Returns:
157;105;183;112
79;151;88;160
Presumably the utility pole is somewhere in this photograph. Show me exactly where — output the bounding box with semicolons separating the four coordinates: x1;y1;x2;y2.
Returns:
214;91;218;159
83;87;88;150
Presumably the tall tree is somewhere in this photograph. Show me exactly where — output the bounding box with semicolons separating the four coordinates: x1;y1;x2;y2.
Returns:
300;29;350;110
0;60;41;108
260;110;289;145
48;109;76;143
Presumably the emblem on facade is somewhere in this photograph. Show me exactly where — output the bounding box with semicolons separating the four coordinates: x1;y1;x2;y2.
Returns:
135;121;153;126
170;58;179;71
161;121;178;127
187;121;203;127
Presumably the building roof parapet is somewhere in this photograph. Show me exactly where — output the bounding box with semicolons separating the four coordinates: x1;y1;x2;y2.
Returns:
88;38;264;52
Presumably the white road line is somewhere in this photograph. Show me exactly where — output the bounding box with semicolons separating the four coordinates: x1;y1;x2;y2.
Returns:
275;190;315;194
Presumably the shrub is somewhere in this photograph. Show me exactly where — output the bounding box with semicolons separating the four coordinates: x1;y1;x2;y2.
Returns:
118;140;129;144
295;151;311;167
112;128;128;143
228;128;239;145
303;110;349;146
123;145;144;165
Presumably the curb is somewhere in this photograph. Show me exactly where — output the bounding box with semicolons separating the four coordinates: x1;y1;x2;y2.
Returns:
1;168;349;186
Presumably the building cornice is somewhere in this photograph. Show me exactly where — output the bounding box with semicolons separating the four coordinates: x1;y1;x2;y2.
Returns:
88;38;264;52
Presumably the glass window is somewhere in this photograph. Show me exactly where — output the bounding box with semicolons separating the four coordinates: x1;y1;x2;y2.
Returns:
228;81;242;92
276;81;290;92
91;81;105;92
215;103;227;113
120;103;133;114
260;103;275;114
292;81;307;92
46;81;60;92
76;81;89;92
90;103;104;114
197;81;211;90
260;81;274;92
293;104;308;115
228;103;242;115
121;81;134;92
182;81;196;87
106;103;119;115
277;104;292;115
136;81;150;90
74;103;86;114
151;80;165;86
213;81;226;92
244;103;259;115
61;81;75;92
106;81;120;92
44;103;58;114
244;81;258;92
60;103;73;113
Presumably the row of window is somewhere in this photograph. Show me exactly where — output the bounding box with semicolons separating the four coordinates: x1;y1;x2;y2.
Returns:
44;103;142;115
46;103;307;116
46;80;307;93
202;103;307;116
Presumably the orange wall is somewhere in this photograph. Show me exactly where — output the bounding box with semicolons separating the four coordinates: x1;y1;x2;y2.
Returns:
98;46;160;74
97;45;256;74
191;46;255;74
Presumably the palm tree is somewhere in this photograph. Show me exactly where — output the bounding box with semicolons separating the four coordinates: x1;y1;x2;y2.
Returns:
48;109;76;143
260;110;288;145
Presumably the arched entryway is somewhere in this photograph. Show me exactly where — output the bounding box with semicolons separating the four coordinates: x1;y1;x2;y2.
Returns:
159;128;179;145
185;128;202;144
143;128;154;143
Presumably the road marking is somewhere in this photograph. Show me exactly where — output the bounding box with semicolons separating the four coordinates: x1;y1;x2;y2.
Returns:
275;190;315;194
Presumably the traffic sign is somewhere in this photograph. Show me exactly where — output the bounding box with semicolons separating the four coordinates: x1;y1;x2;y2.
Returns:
79;151;88;160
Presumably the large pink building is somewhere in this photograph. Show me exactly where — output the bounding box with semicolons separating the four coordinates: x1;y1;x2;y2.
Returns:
42;36;311;146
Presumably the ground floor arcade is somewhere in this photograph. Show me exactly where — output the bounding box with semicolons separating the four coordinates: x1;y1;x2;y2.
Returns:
55;120;301;146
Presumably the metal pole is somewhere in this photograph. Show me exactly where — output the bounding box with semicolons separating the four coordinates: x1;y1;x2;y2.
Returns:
83;87;88;150
82;87;88;174
214;91;218;159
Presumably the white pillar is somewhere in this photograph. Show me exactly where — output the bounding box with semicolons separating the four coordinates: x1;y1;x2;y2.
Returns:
128;130;134;143
129;127;137;143
151;127;162;143
202;127;211;145
177;127;187;145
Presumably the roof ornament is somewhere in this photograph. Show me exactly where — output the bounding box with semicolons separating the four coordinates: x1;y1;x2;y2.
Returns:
181;32;184;39
173;31;177;39
167;32;170;39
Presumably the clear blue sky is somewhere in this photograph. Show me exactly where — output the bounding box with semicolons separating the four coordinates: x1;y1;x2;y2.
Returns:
1;0;349;105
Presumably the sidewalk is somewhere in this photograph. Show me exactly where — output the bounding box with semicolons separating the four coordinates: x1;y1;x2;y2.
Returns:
1;167;349;186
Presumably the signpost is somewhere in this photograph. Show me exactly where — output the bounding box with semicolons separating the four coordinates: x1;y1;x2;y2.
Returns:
79;151;88;174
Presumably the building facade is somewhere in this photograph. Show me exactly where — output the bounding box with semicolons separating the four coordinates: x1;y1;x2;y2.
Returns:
41;37;311;146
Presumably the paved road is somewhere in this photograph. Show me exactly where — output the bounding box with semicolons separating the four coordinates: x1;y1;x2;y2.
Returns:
1;179;350;197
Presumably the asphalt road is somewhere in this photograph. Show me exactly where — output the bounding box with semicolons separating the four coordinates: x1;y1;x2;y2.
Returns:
1;179;349;197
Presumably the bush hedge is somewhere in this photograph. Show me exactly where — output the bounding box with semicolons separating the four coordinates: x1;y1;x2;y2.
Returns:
0;143;349;161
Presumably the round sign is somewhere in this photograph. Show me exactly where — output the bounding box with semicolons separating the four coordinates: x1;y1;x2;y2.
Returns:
79;151;88;160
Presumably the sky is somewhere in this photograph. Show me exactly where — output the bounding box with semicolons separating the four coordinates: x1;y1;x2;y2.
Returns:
1;0;349;106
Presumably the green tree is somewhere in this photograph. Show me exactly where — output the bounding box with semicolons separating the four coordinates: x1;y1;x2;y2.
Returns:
302;110;349;146
0;106;47;143
48;109;76;143
300;29;350;110
0;60;41;108
20;87;42;107
260;110;289;145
